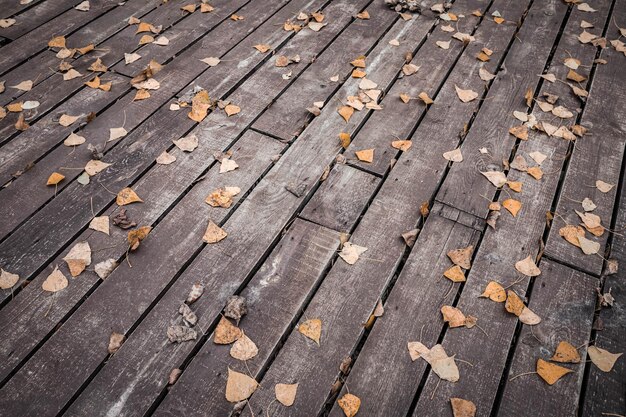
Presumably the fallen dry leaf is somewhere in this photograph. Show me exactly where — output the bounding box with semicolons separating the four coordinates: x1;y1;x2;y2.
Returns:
89;216;109;235
0;269;19;290
203;220;227;243
481;170;507;188
455;85;478;102
450;398;476;417
85;160;111;176
42;266;68;292
355;149;374;163
444;265;466;282
338;393;361;417
298;318;321;345
537;358;572;385
587;346;622;372
230;332;258;361
62;241;91;276
275;383;298;406
595;180;614;193
214;316;242;344
173;134;199;152
47;172;65;186
338;242;367;265
391;140;412;151
443;148;463;162
225;368;258;402
220;158;239;173
127;226;151;251
447;246;473;269
480;281;506;302
551;341;581;363
515;256;541;277
108;332;125;354
502;198;522;217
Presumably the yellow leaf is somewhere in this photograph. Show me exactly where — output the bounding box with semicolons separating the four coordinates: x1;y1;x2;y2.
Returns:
339;132;351;149
355;148;374;163
551;341;581;363
537;358;572;385
443;265;465;282
127;226;151;251
338;105;354;122
480;281;506;302
48;36;66;49
116;187;143;206
502;198;522;217
47;172;65;185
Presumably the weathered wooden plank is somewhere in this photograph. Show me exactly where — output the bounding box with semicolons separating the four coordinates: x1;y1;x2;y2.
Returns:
250;9;402;142
67;219;341;417
0;131;286;415
581;166;626;416
0;73;128;183
0;0;85;40
0;131;284;385
435;0;572;219
409;3;616;413
0;0;239;147
0;0;303;241
0;0;46;21
300;163;380;232
0;6;419;414
325;206;480;417
543;3;626;276
0;0;119;74
0;0;160;107
498;260;596;417
0;0;382;299
111;0;256;78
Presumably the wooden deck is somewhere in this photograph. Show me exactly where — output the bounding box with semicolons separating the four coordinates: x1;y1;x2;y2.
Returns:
0;0;624;416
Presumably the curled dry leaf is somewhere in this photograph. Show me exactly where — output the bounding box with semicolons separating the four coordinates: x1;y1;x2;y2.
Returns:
275;383;298;406
0;269;19;290
203;220;227;243
550;341;581;363
206;186;241;208
127;226;151;251
537;358;572;385
42;266;68;292
441;305;476;329
338;393;361;417
502;198;522;217
214;316;242;344
587;346;622;372
224;295;247;322
391;140;412;151
116;187;143;206
559;225;585;248
95;258;117;279
186;282;205;304
220;158;239;173
338;242;367;265
188;90;210;122
108;332;125;354
408;342;460;382
167;325;197;343
515;256;541;277
578;235;600;255
298;318;322;345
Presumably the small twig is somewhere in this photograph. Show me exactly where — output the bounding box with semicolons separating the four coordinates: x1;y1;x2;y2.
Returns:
509;371;537;381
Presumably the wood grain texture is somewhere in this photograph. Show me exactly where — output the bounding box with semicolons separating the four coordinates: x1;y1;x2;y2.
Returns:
300;164;380;233
0;0;119;73
326;206;480;417
0;0;321;267
435;0;571;219
581;159;626;417
498;260;597;417
343;0;490;177
1;0;87;40
0;131;284;386
543;1;626;276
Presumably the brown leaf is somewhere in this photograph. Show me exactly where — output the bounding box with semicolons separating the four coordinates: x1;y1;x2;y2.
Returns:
62;241;91;277
298;318;321;345
551;341;581;363
537;358;572;385
127;226;151;251
47;172;65;186
224;104;241;117
355;148;374;163
42;266;68;292
188;90;211;122
275;383;298;406
230;332;258;361
444;265;466;282
338;105;354;122
0;269;19;290
116;187;143;206
338;393;361;417
225;368;258;402
480;281;506;302
203;220;227;243
108;332;125;354
339;132;351;149
450;398;477;417
214;316;242;344
502;198;522;217
391;140;412;151
515;256;541;277
447;246;473;269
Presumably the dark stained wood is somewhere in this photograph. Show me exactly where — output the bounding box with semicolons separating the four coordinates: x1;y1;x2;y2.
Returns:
0;0;308;243
68;220;341;417
326;205;480;417
409;3;615;414
250;8;401;142
300;164;380;233
0;0;119;73
581;167;626;416
0;5;418;414
1;0;87;40
543;2;626;276
0;131;285;385
498;260;597;417
343;0;490;177
0;0;46;21
435;0;572;220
